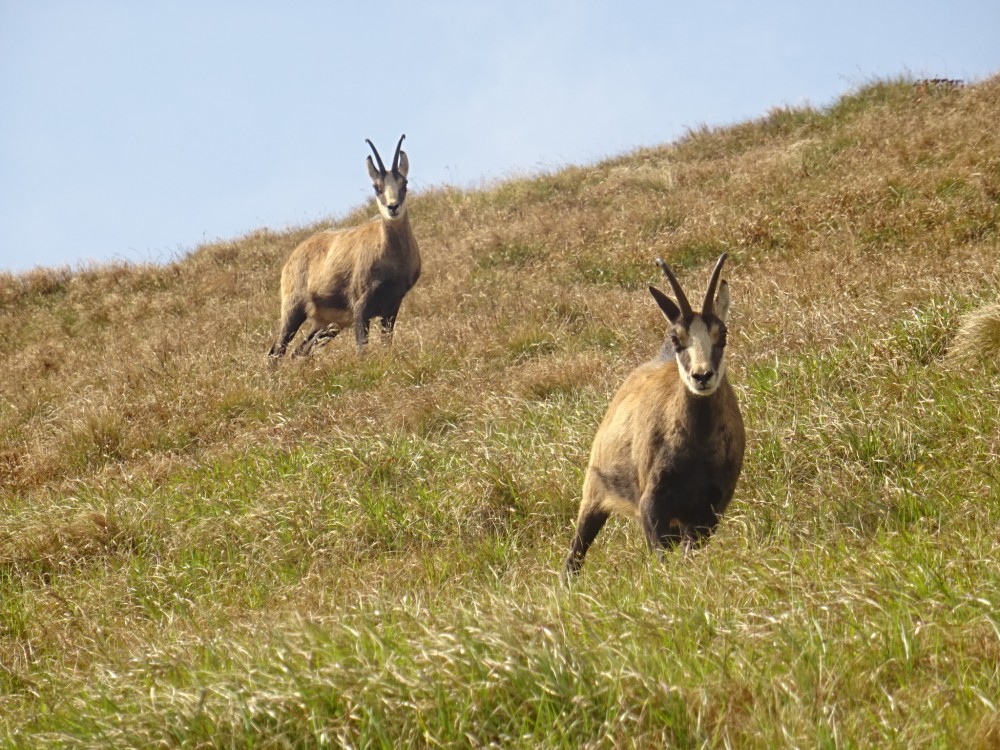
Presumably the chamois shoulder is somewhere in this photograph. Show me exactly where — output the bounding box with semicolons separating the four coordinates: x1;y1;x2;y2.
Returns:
615;355;682;401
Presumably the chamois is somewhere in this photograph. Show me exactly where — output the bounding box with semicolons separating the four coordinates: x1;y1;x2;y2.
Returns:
267;134;421;357
565;253;745;574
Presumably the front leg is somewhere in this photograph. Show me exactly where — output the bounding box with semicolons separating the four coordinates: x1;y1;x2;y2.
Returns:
353;297;374;355
639;491;683;554
379;301;402;345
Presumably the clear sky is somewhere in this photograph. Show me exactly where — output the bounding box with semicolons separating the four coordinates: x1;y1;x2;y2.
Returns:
2;1;999;273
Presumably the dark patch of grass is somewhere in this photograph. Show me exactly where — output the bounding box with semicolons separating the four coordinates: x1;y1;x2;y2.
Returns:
639;212;684;240
489;169;586;211
759;104;826;135
477;240;549;269
887;296;968;365
573;258;650;289
507;327;559;363
65;411;131;471
662;241;731;271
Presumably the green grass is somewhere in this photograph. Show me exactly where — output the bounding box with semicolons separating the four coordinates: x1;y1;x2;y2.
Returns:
6;326;998;746
477;240;549;270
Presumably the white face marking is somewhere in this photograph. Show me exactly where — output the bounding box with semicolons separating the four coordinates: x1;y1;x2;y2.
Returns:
367;147;409;222
677;317;726;396
374;171;407;221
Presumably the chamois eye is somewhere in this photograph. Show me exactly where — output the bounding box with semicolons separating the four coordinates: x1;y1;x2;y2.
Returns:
670;333;685;351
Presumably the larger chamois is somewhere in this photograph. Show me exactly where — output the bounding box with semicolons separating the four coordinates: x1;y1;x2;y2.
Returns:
565;253;745;574
268;135;421;357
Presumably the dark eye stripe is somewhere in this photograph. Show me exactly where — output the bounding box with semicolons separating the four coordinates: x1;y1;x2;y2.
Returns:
711;346;725;371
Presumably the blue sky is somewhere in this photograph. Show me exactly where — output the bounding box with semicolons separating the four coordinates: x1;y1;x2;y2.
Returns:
2;1;999;273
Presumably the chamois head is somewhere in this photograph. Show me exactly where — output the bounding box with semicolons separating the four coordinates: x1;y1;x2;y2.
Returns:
366;134;410;221
649;253;731;397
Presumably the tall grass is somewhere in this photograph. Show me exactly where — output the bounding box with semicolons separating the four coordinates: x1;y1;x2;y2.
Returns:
2;75;1000;748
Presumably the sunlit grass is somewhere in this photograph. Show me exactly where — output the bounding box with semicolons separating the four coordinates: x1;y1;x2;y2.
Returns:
2;75;1000;747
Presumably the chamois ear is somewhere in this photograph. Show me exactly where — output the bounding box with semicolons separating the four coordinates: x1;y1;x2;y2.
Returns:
395;150;409;178
367;156;382;184
649;285;681;323
715;280;731;323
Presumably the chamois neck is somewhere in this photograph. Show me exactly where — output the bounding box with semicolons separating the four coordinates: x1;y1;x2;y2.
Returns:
382;212;411;236
378;212;410;246
674;375;727;428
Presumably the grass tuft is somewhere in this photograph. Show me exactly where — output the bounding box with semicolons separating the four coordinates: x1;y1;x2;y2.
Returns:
946;301;1000;365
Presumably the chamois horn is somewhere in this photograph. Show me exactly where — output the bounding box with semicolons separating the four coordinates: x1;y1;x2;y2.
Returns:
655;257;693;319
391;134;406;176
366;138;387;175
701;253;728;317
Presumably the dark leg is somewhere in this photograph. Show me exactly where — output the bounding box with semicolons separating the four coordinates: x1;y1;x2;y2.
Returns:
353;299;375;355
382;312;396;346
564;509;610;576
311;325;341;352
379;303;402;346
639;495;683;553
292;324;340;357
292;330;319;357
684;513;719;550
354;316;372;355
268;305;307;358
380;317;394;344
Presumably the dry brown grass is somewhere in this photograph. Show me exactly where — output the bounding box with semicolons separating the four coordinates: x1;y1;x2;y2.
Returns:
2;78;993;503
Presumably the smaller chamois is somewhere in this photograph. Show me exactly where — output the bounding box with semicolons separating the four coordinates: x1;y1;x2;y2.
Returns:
565;253;745;574
268;135;421;357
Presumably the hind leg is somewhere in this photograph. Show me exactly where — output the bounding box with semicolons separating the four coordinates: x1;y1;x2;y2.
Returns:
564;471;613;575
268;304;308;358
564;506;610;576
292;323;340;357
380;313;398;342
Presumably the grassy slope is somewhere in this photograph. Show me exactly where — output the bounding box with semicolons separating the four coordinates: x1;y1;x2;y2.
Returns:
1;76;999;748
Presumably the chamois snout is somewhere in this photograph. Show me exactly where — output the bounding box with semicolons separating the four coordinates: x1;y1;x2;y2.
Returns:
691;368;715;388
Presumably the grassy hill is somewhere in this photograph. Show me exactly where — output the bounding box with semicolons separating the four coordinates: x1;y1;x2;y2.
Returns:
2;75;999;748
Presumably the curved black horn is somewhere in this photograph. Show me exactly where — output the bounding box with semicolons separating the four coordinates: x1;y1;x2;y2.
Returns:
391;133;406;175
655;257;693;318
701;253;728;316
366;138;386;175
